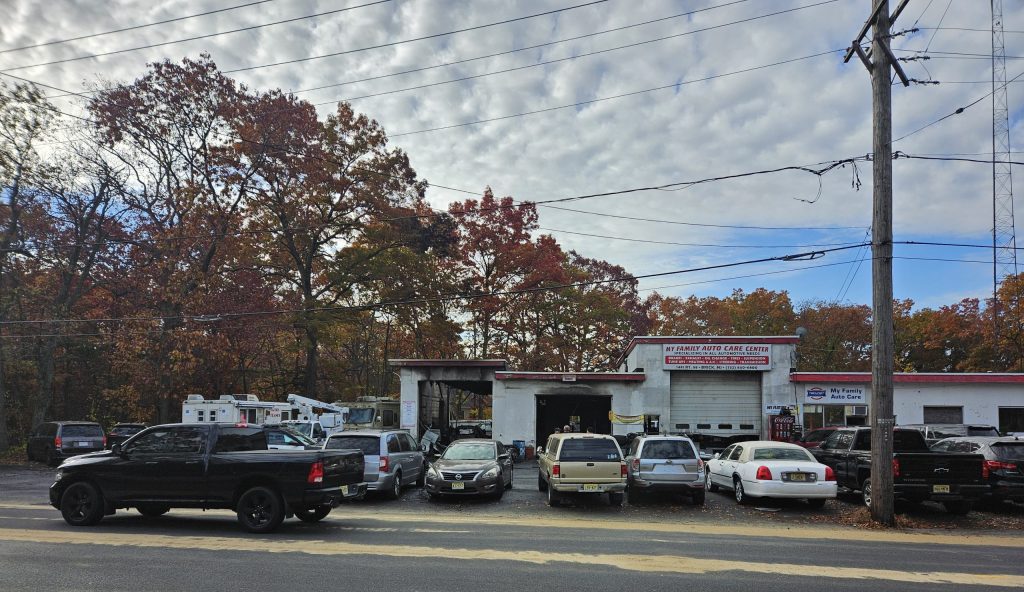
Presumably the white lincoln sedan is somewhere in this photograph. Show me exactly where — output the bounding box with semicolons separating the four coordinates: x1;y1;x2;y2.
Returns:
705;440;837;507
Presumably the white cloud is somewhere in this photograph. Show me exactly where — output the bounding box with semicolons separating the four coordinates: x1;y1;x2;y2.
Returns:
2;0;1020;309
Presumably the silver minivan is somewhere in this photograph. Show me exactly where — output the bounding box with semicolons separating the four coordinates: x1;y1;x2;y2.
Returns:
624;435;705;505
323;429;425;499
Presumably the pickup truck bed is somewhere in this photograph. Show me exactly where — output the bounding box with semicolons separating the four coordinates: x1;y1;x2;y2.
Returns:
49;423;365;532
812;427;987;514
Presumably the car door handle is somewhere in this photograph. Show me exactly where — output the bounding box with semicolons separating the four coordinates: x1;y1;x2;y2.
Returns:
145;461;158;465
587;463;595;467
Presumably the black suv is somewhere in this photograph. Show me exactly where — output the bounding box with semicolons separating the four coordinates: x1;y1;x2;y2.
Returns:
931;436;1024;504
27;421;105;466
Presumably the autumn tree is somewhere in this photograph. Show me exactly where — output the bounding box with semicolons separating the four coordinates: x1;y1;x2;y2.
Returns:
0;82;58;449
89;55;262;421
241;93;430;398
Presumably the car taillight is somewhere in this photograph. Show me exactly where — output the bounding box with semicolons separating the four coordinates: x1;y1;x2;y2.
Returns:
631;458;640;472
307;460;324;484
552;463;560;477
54;437;62;448
755;466;772;480
621;463;628;478
984;460;1018;475
379;456;389;473
102;435;107;447
825;466;836;482
892;458;900;478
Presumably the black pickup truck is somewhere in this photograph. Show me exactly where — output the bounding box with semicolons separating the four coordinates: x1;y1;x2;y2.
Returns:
49;423;365;533
811;427;988;514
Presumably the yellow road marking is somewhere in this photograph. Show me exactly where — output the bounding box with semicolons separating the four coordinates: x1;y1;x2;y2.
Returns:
0;527;1019;587
3;503;1021;549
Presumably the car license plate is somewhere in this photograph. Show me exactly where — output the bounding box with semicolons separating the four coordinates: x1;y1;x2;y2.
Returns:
789;473;807;482
933;484;950;493
78;441;90;447
341;485;349;495
451;482;465;490
581;483;599;492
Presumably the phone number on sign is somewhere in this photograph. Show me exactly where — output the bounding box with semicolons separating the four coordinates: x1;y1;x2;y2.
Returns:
665;356;769;365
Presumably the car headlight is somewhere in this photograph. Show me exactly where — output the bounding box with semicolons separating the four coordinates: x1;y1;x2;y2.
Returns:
54;470;63;481
426;466;440;479
482;466;499;479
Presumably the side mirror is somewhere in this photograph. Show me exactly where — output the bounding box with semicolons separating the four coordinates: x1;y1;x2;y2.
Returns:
712;453;720;460
112;443;124;457
536;446;544;454
499;453;510;460
420;442;429;452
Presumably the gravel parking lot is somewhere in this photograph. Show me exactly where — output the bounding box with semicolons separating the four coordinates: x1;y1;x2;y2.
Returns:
4;458;1022;532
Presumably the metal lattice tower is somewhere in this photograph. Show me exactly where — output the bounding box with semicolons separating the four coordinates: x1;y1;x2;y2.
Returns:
993;0;1017;300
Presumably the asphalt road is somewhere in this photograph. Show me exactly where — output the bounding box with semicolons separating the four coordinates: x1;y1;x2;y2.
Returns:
2;462;1022;591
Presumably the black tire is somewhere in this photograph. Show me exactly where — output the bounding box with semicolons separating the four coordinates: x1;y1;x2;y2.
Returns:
26;447;33;462
627;486;643;505
734;477;750;505
505;466;514;490
608;492;624;507
136;504;170;517
492;484;505;500
427;491;439;501
236;486;285;534
692;491;706;506
386;472;402;500
295;506;331;523
943;500;972;515
538;473;548;492
46;448;59;467
546;483;560;507
705;471;719;492
60;481;104;527
415;463;427;487
861;478;873;508
806;498;827;510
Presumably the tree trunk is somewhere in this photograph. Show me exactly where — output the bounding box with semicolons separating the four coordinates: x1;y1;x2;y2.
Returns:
303;321;319;398
0;332;9;450
30;335;58;427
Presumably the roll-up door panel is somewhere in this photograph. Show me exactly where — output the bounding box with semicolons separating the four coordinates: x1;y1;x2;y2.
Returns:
670;372;761;435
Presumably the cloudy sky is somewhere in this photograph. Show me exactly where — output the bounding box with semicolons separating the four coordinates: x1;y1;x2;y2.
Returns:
2;0;1020;310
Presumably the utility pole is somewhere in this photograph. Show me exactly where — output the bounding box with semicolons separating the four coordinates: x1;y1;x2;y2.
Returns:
845;0;909;526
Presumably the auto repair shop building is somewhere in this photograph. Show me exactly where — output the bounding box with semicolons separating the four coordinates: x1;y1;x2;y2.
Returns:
393;335;1024;448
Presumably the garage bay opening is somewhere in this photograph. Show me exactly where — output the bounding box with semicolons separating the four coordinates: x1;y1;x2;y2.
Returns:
535;394;611;444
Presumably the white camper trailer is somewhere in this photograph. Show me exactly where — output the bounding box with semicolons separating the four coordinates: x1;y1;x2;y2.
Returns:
181;394;292;425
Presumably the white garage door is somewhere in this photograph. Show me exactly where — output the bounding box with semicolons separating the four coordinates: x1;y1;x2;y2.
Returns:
670;372;762;436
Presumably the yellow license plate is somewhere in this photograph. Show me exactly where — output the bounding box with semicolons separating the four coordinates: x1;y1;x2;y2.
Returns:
789;473;807;482
341;485;349;495
451;482;465;490
582;484;599;492
933;484;950;493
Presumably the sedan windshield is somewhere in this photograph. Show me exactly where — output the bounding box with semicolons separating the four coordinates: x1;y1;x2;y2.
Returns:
442;443;495;461
752;447;814;461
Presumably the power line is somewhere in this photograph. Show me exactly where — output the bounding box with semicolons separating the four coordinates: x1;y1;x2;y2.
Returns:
535;226;865;248
892;68;1024;143
922;0;953;53
537;203;868;231
0;0;280;55
223;1;611;74
0;242;871;328
388;48;847;137
325;0;840;105
40;0;758;101
0;0;397;73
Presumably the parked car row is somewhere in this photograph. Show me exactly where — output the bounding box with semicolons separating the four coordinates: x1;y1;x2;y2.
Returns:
40;420;1019;535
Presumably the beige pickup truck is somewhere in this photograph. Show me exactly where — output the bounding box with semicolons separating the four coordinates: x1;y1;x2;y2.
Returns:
537;433;627;506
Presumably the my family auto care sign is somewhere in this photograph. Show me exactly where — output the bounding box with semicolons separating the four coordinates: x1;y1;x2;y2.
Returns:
663;343;772;371
803;385;867;404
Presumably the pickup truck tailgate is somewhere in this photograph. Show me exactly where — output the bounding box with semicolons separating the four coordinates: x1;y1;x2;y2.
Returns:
560;461;622;482
898;453;983;484
321;450;364;488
